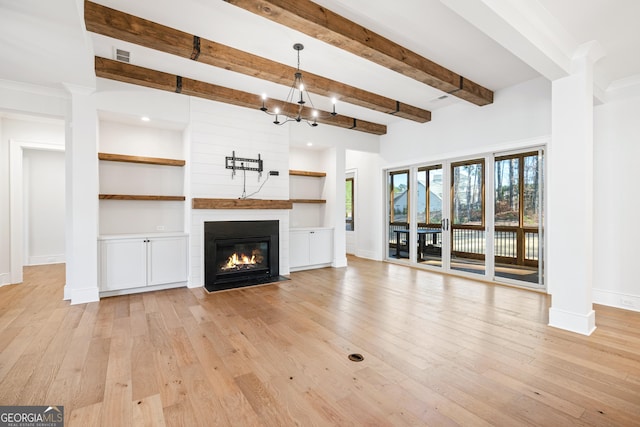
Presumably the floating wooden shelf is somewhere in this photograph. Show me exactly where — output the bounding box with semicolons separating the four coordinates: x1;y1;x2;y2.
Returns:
192;198;293;210
99;194;185;201
289;169;326;177
290;199;327;204
98;152;185;167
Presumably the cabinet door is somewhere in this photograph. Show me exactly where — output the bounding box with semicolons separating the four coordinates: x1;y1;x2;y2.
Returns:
100;239;147;290
289;231;310;268
309;229;333;265
147;236;188;286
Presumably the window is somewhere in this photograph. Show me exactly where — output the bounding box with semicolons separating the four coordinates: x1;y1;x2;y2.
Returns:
389;170;410;224
417;166;443;226
345;177;354;231
452;160;484;226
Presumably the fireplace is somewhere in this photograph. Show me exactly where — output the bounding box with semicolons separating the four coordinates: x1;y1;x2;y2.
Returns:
204;220;282;291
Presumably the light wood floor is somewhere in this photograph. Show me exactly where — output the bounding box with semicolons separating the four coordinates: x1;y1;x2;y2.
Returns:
1;258;640;426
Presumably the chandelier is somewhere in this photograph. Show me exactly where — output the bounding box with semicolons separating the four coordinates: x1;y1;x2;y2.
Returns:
260;43;337;126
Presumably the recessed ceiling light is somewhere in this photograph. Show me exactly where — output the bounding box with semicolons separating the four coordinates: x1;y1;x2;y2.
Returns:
141;116;150;122
306;142;313;147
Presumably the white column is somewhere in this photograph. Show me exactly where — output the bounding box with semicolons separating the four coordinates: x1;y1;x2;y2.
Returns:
331;146;347;268
320;146;347;268
547;42;604;335
63;84;100;304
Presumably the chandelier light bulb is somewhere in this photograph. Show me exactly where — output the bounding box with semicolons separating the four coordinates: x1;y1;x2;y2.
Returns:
260;93;268;111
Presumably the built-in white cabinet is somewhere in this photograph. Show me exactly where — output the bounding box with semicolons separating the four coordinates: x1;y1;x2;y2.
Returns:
290;228;333;271
99;233;188;294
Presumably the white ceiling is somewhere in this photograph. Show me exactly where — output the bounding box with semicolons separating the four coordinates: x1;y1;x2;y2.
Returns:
1;0;639;127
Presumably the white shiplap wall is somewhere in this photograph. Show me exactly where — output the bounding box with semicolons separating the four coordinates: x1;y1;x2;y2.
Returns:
189;99;291;286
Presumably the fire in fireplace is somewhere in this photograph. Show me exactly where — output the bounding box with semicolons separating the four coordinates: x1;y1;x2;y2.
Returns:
204;220;282;292
222;249;262;271
217;240;268;276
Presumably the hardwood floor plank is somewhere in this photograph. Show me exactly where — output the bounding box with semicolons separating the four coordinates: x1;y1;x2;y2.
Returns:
100;322;133;426
234;372;295;427
483;368;586;418
179;363;232;426
162;400;199;427
0;323;39;382
131;335;160;402
0;352;41;403
1;259;639;425
73;337;111;409
68;402;102;427
132;394;167;427
168;327;199;368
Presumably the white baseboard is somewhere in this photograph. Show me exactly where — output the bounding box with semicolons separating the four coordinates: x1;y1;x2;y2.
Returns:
549;307;596;336
0;273;10;287
65;285;100;305
333;255;348;268
27;254;65;266
593;288;640;312
100;282;186;298
355;249;383;261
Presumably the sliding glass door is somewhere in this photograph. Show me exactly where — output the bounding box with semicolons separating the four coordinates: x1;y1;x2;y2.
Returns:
494;150;544;285
386;148;544;288
450;159;486;275
388;170;410;259
416;166;443;268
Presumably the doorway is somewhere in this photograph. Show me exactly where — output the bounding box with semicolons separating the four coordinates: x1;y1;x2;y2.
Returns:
9;140;65;284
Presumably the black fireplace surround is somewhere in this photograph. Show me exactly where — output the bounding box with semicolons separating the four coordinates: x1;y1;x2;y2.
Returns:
204;220;282;292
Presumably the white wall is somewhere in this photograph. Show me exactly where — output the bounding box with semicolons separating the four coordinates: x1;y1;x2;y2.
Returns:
189;98;291;286
593;93;640;311
24;148;65;264
380;77;552;167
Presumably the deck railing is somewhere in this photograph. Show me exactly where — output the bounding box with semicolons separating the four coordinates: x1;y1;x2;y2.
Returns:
389;222;539;264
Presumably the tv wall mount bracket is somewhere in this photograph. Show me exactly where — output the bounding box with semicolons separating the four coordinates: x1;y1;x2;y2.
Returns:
225;151;263;179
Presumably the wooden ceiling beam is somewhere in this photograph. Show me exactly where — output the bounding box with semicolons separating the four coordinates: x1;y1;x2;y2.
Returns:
223;0;494;106
94;57;387;135
84;1;430;123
